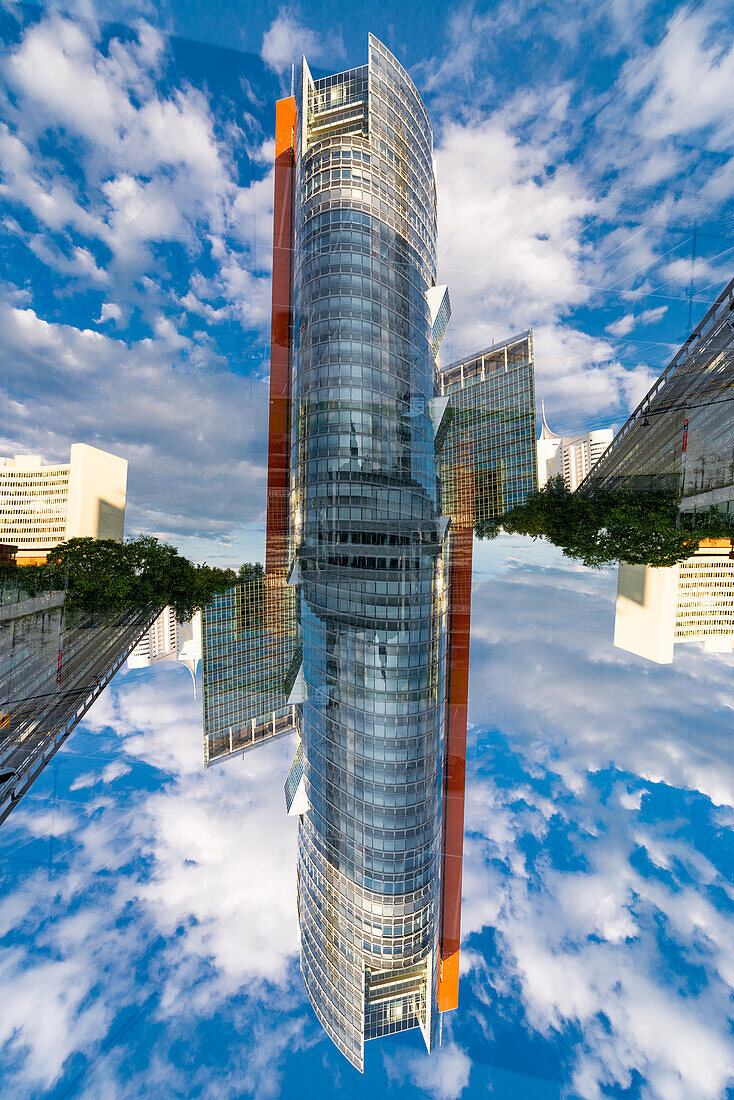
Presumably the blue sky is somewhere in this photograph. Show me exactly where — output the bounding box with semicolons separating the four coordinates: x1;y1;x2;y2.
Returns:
1;539;733;1099
1;0;734;563
1;4;733;1096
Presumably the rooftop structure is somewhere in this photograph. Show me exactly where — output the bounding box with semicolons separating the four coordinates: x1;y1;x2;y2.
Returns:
537;404;613;492
127;607;202;698
0;444;127;564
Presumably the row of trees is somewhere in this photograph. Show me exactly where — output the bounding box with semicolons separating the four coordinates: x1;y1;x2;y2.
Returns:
1;536;262;620
476;476;732;568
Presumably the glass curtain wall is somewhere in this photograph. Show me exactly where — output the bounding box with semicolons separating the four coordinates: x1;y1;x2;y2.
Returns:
291;36;446;1069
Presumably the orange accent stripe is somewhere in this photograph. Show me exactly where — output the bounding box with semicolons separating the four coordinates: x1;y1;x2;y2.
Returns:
265;96;297;578
438;466;473;1012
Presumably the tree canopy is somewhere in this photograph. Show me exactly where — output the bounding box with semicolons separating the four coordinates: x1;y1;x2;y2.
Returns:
476;476;732;568
1;536;262;620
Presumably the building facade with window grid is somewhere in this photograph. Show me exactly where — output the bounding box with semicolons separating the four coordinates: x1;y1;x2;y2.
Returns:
0;445;127;563
614;541;734;663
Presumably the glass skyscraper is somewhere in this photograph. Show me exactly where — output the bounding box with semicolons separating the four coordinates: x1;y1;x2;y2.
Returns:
440;332;537;525
201;35;538;1070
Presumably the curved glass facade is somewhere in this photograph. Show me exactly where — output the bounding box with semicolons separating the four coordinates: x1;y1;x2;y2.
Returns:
291;37;446;1069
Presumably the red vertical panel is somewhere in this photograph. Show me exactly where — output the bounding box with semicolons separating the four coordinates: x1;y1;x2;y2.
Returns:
265;96;297;579
438;465;473;1013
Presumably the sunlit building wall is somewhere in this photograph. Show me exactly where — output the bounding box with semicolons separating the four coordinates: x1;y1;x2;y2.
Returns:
0;445;127;563
614;541;734;663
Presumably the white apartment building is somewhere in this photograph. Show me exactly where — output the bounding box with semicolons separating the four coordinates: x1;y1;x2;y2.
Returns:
0;444;127;562
614;542;734;663
537;402;613;491
127;607;202;696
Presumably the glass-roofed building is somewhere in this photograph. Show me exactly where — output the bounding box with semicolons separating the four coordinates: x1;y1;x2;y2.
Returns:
582;275;734;519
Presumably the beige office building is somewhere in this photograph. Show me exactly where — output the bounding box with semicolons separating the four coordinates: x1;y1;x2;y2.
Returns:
614;541;734;663
537;403;613;491
0;444;127;563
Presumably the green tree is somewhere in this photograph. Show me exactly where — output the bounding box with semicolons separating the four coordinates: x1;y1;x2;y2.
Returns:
477;476;732;568
1;536;255;619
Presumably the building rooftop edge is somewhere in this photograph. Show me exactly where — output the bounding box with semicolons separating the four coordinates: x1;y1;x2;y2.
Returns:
440;330;532;374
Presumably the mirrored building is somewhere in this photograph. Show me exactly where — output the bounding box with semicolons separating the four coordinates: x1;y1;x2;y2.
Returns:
582;276;734;521
0;579;156;825
614;540;734;663
202;35;537;1070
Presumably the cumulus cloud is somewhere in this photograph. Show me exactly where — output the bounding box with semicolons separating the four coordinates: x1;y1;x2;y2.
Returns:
384;1041;472;1099
0;299;269;547
620;7;734;151
0;13;278;558
260;8;345;74
0;667;306;1095
605;304;668;336
433;113;658;418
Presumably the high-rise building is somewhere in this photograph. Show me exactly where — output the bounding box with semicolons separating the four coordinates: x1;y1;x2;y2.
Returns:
582;276;734;520
0;579;156;825
614;540;734;663
0;444;127;564
537;403;613;491
441;333;538;519
201;36;537;1070
127;607;202;698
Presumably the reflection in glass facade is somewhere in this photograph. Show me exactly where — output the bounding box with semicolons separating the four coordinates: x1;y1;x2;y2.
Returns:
583;276;734;520
201;576;297;766
203;35;538;1071
0;581;156;824
440;332;538;524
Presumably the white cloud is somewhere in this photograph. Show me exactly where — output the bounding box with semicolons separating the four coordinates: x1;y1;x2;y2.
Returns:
621;8;734;151
433;113;655;420
97;301;122;325
384;1041;471;1100
260;8;345;75
605;304;668;337
0;667;305;1094
0;949;111;1090
459;542;734;1099
0;299;269;545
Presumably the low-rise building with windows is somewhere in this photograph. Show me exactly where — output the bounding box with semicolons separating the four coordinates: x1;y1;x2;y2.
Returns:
0;444;127;563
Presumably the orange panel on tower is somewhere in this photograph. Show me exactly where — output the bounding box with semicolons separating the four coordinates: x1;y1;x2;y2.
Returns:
265;96;296;578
